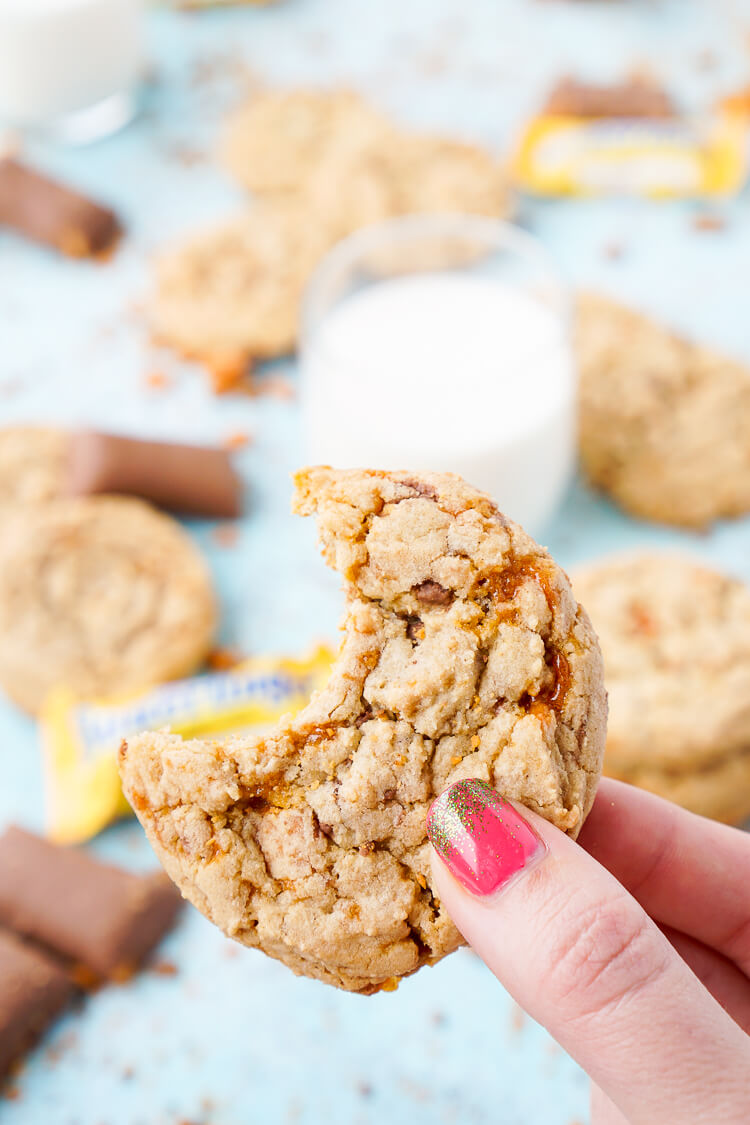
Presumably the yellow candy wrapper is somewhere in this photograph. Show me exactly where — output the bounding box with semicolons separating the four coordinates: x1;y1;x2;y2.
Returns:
40;645;334;844
512;110;748;199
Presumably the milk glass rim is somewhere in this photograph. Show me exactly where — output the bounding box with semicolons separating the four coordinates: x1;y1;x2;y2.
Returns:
300;212;572;365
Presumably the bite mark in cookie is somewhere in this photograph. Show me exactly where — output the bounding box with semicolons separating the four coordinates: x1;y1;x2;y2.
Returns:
120;468;606;993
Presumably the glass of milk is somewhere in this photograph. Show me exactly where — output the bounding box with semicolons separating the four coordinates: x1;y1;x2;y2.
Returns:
301;214;574;536
0;0;144;143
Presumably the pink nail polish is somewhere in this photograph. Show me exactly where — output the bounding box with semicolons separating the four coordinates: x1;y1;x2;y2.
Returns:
427;778;545;896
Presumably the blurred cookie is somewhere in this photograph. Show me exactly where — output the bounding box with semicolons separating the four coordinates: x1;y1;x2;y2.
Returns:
386;133;511;219
222;87;511;233
150;202;330;371
574;553;750;824
303;130;511;239
0;497;216;713
0;427;68;513
163;90;509;374
221;88;395;197
576;293;750;527
120;467;606;993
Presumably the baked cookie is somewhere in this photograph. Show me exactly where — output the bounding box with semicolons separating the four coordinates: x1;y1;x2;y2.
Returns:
162;90;509;373
120;468;606;993
573;553;750;824
222;88;511;237
576;293;750;528
150;202;331;372
0;427;68;513
0;497;216;714
221;89;396;197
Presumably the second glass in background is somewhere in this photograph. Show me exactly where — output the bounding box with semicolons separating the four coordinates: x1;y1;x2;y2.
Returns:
301;213;575;537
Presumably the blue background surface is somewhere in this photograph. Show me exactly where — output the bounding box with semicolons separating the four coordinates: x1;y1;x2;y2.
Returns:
1;1;750;1122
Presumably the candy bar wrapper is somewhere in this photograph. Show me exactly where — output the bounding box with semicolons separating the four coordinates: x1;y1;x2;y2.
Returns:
41;646;334;844
512;109;748;198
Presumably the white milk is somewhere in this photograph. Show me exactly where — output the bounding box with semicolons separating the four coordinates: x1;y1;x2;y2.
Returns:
302;273;575;535
0;0;143;136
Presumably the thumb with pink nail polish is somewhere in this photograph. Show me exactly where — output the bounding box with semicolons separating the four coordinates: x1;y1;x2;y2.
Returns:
426;778;545;896
427;777;750;1124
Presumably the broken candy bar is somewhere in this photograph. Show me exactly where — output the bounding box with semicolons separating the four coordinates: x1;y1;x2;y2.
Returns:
0;826;182;981
543;76;676;118
67;431;243;518
0;928;73;1078
0;157;121;258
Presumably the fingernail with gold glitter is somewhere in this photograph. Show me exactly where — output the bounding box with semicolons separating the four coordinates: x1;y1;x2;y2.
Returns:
426;779;546;896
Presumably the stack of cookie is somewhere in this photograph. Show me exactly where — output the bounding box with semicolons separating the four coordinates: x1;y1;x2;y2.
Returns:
150;88;512;386
573;554;750;826
573;295;750;825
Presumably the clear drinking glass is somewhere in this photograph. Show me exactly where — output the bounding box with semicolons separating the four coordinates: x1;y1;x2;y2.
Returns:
300;213;574;536
0;0;143;143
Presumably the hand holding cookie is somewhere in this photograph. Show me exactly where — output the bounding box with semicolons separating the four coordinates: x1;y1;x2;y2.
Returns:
428;777;750;1123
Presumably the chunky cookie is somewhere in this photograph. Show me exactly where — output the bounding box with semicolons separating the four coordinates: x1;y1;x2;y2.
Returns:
576;293;750;528
150;202;331;373
0;497;216;713
120;468;606;993
222;88;511;237
0;427;68;514
573;553;750;824
221;88;394;197
160;91;509;373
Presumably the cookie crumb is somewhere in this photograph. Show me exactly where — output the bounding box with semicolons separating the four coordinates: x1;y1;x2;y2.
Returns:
207;647;244;671
70;963;100;991
222;431;252;451
211;523;240;549
143;370;172;391
510;1002;526;1034
694;48;718;72
602;240;625;261
356;1081;373;1099
259;373;296;401
208;356;251;395
150;959;178;977
692;212;725;232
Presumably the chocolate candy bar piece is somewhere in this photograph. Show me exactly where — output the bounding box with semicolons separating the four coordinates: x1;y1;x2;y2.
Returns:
543;76;676;118
67;431;243;518
0;826;182;981
0;158;122;258
0;928;73;1078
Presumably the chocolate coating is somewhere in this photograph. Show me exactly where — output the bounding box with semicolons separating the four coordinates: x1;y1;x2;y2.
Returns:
67;431;243;518
0;827;182;980
0;158;122;258
0;929;73;1078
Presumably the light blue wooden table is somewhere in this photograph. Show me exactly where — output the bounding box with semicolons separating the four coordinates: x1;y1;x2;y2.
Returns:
1;1;749;1121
